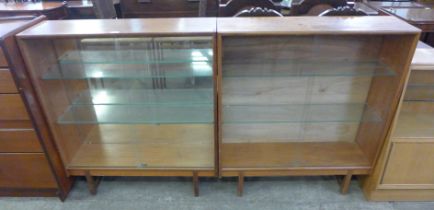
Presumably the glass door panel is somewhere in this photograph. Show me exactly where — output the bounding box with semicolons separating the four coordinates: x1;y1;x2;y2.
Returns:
22;36;215;169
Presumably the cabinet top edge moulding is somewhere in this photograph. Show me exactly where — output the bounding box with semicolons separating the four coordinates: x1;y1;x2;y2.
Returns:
16;18;217;38
217;16;420;35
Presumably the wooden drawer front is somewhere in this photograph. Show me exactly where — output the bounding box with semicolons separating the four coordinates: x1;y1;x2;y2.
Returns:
0;69;18;93
0;153;56;188
382;142;434;186
0;94;29;120
0;48;7;67
0;129;42;153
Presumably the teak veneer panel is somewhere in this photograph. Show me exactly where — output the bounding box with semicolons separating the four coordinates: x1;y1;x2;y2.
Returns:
17;18;217;38
217;16;420;35
221;142;370;171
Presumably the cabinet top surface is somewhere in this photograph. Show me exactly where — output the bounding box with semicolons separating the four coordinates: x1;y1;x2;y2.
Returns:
17;18;217;38
217;16;420;35
17;17;420;38
411;48;434;70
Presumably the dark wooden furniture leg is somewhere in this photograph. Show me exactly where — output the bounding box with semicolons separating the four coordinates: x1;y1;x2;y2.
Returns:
85;171;101;195
237;172;244;197
193;171;199;197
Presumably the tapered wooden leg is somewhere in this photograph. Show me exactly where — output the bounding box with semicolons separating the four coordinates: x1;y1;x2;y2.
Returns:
85;171;100;195
237;172;244;197
339;171;353;194
193;171;199;197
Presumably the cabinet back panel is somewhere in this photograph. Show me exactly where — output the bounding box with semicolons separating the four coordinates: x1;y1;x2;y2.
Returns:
221;35;383;144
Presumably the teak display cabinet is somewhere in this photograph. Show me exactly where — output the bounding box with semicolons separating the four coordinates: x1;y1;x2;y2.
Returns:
16;16;420;198
216;17;420;196
17;18;218;196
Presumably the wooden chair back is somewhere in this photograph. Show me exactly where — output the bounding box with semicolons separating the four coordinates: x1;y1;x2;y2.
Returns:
319;6;368;16
234;7;283;17
290;0;347;16
219;0;280;17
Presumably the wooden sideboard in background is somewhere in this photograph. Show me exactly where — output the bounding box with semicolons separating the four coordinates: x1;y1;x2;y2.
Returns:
361;42;434;201
0;16;72;200
0;2;68;19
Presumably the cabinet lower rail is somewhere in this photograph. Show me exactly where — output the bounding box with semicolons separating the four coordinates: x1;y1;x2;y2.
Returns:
221;167;371;196
220;167;371;177
68;169;216;197
68;169;216;177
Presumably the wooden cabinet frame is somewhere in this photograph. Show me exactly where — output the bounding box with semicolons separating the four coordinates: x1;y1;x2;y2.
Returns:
16;16;420;198
17;18;218;196
216;17;419;196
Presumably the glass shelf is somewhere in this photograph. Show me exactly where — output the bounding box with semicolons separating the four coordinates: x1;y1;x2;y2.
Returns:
223;104;381;123
72;89;213;105
42;61;213;80
58;104;214;124
59;49;213;65
223;60;395;77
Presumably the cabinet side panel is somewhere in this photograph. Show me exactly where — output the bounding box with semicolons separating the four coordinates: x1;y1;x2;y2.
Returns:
18;39;89;165
355;34;419;164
